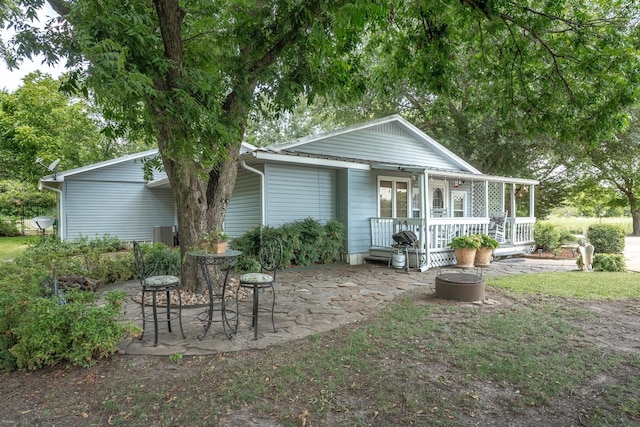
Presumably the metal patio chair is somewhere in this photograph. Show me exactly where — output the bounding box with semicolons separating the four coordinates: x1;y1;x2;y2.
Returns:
133;241;185;346
237;237;283;339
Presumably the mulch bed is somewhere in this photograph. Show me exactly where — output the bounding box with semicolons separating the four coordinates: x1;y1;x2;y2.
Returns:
131;277;250;307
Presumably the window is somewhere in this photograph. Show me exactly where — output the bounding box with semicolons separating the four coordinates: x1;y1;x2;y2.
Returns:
433;188;443;209
429;180;447;217
378;178;410;218
452;191;466;217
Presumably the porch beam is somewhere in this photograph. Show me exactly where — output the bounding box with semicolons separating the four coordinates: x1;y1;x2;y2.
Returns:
417;169;537;185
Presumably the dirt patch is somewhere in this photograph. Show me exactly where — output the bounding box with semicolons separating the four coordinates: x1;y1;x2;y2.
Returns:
1;290;638;426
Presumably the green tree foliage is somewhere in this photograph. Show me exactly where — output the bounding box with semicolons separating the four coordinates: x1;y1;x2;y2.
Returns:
247;1;640;218
0;179;55;217
2;0;637;289
568;107;640;235
0;72;114;183
2;0;392;291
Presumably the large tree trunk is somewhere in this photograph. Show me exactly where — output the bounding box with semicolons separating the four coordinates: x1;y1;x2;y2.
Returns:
149;1;262;291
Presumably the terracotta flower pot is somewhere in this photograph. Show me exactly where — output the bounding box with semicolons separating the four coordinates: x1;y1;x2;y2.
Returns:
211;240;228;254
474;247;493;266
454;248;477;268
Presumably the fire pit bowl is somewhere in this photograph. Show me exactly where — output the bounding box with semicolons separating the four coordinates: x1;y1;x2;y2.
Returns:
435;273;485;302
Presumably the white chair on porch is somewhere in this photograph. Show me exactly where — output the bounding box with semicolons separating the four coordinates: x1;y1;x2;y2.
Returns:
488;212;507;243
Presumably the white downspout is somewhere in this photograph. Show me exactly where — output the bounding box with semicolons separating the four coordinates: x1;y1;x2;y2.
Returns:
240;160;266;237
40;183;64;241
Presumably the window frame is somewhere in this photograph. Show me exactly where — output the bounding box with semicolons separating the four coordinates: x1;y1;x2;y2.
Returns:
377;176;412;218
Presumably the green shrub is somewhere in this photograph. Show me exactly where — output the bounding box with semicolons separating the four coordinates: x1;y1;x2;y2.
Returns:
534;222;562;250
233;255;261;273
592;253;627;272
231;218;345;269
291;217;323;266
0;237;137;372
7;290;130;370
587;224;626;254
138;242;180;276
19;235;134;286
319;220;345;264
0;218;20;237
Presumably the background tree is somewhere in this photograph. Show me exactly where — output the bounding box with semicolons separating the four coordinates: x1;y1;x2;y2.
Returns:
276;0;640;218
566;107;640;235
0;72;141;183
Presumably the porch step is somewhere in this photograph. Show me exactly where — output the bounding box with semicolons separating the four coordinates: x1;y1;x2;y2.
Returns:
364;255;391;265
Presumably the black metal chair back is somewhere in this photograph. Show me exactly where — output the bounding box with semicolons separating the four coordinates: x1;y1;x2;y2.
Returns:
258;237;283;280
133;240;147;284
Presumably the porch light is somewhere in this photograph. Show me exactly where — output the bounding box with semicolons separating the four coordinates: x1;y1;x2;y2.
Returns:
453;178;464;188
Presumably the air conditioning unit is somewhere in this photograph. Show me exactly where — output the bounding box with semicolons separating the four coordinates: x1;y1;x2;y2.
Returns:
153;226;175;247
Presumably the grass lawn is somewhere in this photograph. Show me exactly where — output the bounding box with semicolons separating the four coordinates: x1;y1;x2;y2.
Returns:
2;269;639;426
487;271;640;299
0;235;39;261
544;215;632;235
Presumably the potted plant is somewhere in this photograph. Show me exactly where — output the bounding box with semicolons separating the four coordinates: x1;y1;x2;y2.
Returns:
448;234;482;268
200;228;229;254
475;234;499;266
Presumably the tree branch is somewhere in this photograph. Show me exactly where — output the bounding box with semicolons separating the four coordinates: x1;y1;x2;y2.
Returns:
46;0;71;16
499;13;574;101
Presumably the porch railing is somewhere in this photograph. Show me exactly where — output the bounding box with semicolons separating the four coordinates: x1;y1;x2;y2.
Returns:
427;218;490;250
370;217;536;251
510;217;536;245
370;217;426;249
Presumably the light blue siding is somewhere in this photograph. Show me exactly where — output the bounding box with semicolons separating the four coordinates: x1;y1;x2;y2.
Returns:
226;167;262;237
345;169;377;253
286;123;460;170
64;180;174;241
71;158;167;182
336;169;349;251
265;164;335;226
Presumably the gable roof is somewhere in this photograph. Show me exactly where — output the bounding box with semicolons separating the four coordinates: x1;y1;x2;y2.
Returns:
265;115;482;174
39;149;159;186
39;143;257;188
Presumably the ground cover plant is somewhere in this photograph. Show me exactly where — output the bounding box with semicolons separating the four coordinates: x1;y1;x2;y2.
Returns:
1;269;639;426
0;236;143;371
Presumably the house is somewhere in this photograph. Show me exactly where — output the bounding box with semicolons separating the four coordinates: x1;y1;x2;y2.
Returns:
39;115;537;269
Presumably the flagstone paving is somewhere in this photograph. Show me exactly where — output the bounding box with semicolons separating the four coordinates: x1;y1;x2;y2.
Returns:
114;256;580;356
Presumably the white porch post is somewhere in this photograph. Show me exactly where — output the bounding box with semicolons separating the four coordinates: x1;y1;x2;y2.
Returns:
424;171;431;266
510;182;516;218
529;185;535;218
484;180;489;217
420;171;427;249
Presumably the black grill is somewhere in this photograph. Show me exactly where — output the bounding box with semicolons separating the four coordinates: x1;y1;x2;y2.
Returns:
392;230;418;247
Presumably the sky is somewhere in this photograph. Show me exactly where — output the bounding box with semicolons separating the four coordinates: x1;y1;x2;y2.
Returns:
0;59;64;92
0;3;64;92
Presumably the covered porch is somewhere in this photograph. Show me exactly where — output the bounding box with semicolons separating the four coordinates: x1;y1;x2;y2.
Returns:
367;170;537;269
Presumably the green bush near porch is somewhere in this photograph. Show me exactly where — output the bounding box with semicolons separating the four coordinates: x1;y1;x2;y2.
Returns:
231;218;345;272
